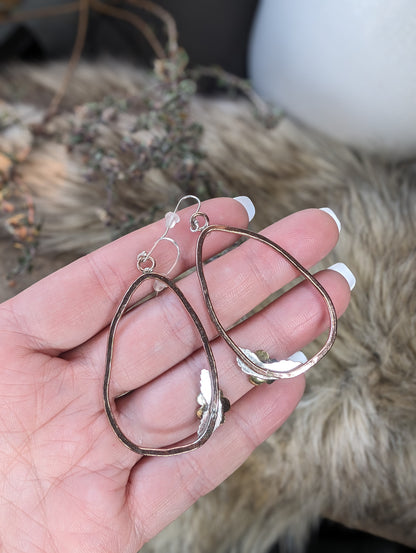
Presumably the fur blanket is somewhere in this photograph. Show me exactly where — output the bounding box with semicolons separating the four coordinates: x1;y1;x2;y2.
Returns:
1;61;415;551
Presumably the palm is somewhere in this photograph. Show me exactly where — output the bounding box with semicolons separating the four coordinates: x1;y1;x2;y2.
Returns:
0;198;350;553
0;343;137;551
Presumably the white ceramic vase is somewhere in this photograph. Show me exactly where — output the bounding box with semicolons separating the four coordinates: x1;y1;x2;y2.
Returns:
248;0;416;159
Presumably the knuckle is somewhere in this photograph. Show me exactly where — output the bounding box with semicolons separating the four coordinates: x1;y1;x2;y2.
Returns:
176;452;217;504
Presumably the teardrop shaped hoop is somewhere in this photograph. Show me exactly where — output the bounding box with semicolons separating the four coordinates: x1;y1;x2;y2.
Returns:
104;273;221;456
196;225;337;380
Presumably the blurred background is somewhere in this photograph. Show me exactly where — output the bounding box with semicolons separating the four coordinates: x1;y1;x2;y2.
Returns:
0;0;258;76
0;1;415;550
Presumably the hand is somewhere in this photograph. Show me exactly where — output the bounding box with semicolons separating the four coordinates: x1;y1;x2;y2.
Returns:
0;197;352;552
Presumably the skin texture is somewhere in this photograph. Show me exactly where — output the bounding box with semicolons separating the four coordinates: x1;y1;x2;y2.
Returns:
0;197;351;553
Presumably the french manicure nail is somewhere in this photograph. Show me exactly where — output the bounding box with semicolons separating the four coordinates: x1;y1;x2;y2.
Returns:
233;196;256;222
288;350;308;364
328;262;356;291
319;207;341;233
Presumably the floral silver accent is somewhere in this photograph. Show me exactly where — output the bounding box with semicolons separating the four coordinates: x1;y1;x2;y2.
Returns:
237;348;302;385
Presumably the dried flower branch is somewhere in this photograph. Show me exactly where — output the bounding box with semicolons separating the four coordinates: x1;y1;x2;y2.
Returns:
0;1;79;22
90;0;167;60
1;162;40;280
46;0;89;120
125;0;178;57
189;66;281;128
0;0;275;280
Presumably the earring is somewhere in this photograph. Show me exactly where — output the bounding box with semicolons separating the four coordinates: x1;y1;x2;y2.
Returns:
193;212;337;385
104;196;229;456
104;195;337;455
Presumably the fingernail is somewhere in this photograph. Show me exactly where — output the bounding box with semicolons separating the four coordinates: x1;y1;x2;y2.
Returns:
288;350;308;364
233;196;256;222
328;262;356;290
319;207;341;233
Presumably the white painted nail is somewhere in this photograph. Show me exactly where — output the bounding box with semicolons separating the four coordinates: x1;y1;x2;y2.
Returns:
328;262;356;291
233;196;256;222
288;350;308;364
319;207;341;233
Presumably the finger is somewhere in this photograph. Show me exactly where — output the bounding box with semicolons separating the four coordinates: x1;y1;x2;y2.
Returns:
73;208;340;394
4;198;249;354
127;375;305;546
111;268;350;451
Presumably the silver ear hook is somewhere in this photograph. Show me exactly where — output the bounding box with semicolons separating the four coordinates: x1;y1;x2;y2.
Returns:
172;194;209;232
137;195;204;291
173;194;202;214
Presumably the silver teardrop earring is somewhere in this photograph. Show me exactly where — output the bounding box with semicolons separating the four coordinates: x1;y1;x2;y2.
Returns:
192;210;337;385
104;196;229;456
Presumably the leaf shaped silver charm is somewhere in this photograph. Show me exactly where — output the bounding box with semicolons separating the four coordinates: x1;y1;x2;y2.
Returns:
197;369;230;435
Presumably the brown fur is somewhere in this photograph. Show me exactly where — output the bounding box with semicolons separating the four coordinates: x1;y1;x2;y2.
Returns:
1;61;415;551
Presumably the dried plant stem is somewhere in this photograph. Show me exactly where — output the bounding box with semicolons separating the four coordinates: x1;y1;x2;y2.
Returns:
124;0;178;56
91;0;166;60
1;0;173;117
0;1;80;22
190;66;279;126
45;0;89;120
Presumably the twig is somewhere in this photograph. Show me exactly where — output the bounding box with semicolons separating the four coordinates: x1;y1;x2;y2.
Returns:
0;0;169;63
0;1;80;22
124;0;178;56
190;66;281;127
45;0;89;119
91;0;166;60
